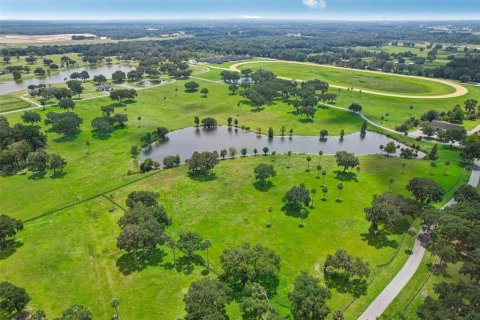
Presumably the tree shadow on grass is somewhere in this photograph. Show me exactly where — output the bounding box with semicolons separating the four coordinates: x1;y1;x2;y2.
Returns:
174;254;205;275
188;171;217;182
333;170;358;182
116;248;166;275
53;132;81;143
50;171;67;179
360;230;398;249
298;118;314;123
253;180;274;192
281;204;309;219
0;240;23;260
91;131;112;140
221;275;280;302
27;172;46;180
324;272;368;298
108;102;124;108
249;107;265;113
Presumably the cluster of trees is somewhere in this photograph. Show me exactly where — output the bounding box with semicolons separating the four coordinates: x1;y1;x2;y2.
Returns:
365;192;419;233
0;115;65;176
187;151;219;175
138;155;181;173
364;177;444;235
193;116;218;129
415;186;480;319
109;88;137;103
182;243;282;320
159;61;192;79
431;56;480;83
70;70;91;82
236;71;334;121
29;82;83;105
116;191;171;260
140;126;169;148
421;100;479;126
324;249;371;297
183;241;359;319
395;115;422;134
91;106;128;136
3;65;32;80
460;133;480;164
45;111;83;137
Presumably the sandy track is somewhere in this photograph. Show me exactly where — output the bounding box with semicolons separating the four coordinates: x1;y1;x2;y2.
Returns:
229;60;468;99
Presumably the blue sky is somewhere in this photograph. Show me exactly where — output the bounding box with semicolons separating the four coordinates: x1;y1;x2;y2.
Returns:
0;0;479;20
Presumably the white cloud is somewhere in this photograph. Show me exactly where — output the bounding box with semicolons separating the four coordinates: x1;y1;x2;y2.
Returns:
302;0;326;10
239;15;264;19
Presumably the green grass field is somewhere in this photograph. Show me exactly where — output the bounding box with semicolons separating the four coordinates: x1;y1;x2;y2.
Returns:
0;53;82;82
192;67;480;131
1;77;364;221
0;153;464;319
0;59;474;320
330;84;480;131
382;253;467;319
235;61;457;96
0;94;31;112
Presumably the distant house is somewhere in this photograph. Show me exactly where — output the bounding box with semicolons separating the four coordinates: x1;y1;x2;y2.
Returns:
430;120;464;131
96;83;116;92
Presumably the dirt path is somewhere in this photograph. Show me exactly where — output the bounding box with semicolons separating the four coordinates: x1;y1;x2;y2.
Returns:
227;60;468;99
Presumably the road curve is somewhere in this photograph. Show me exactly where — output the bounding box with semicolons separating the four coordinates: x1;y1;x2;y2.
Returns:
358;158;480;320
228;60;468;99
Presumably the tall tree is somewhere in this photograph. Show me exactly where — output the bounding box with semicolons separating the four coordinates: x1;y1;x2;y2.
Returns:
220;243;281;291
288;272;331;320
406;178;445;205
254;163;277;184
282;185;311;212
335;151;360;172
0;282;30;315
0;215;23;248
177;231;206;259
60;305;93;320
184;278;230;320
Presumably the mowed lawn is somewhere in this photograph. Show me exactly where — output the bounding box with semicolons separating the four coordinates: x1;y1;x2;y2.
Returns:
330;84;480;131
1;78;364;221
235;61;457;96
0;154;464;319
192;67;480;131
0;95;31;112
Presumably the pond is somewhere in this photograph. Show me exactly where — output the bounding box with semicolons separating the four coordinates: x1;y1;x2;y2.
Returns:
140;126;423;163
136;79;163;87
0;64;135;94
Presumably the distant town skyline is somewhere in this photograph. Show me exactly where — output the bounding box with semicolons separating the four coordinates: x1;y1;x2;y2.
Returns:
1;0;479;21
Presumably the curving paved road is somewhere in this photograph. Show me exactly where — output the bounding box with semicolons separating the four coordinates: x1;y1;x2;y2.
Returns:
358;158;480;320
226;60;468;99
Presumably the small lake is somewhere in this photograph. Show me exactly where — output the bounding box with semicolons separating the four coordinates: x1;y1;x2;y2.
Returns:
136;79;163;87
140;126;422;163
0;64;135;94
